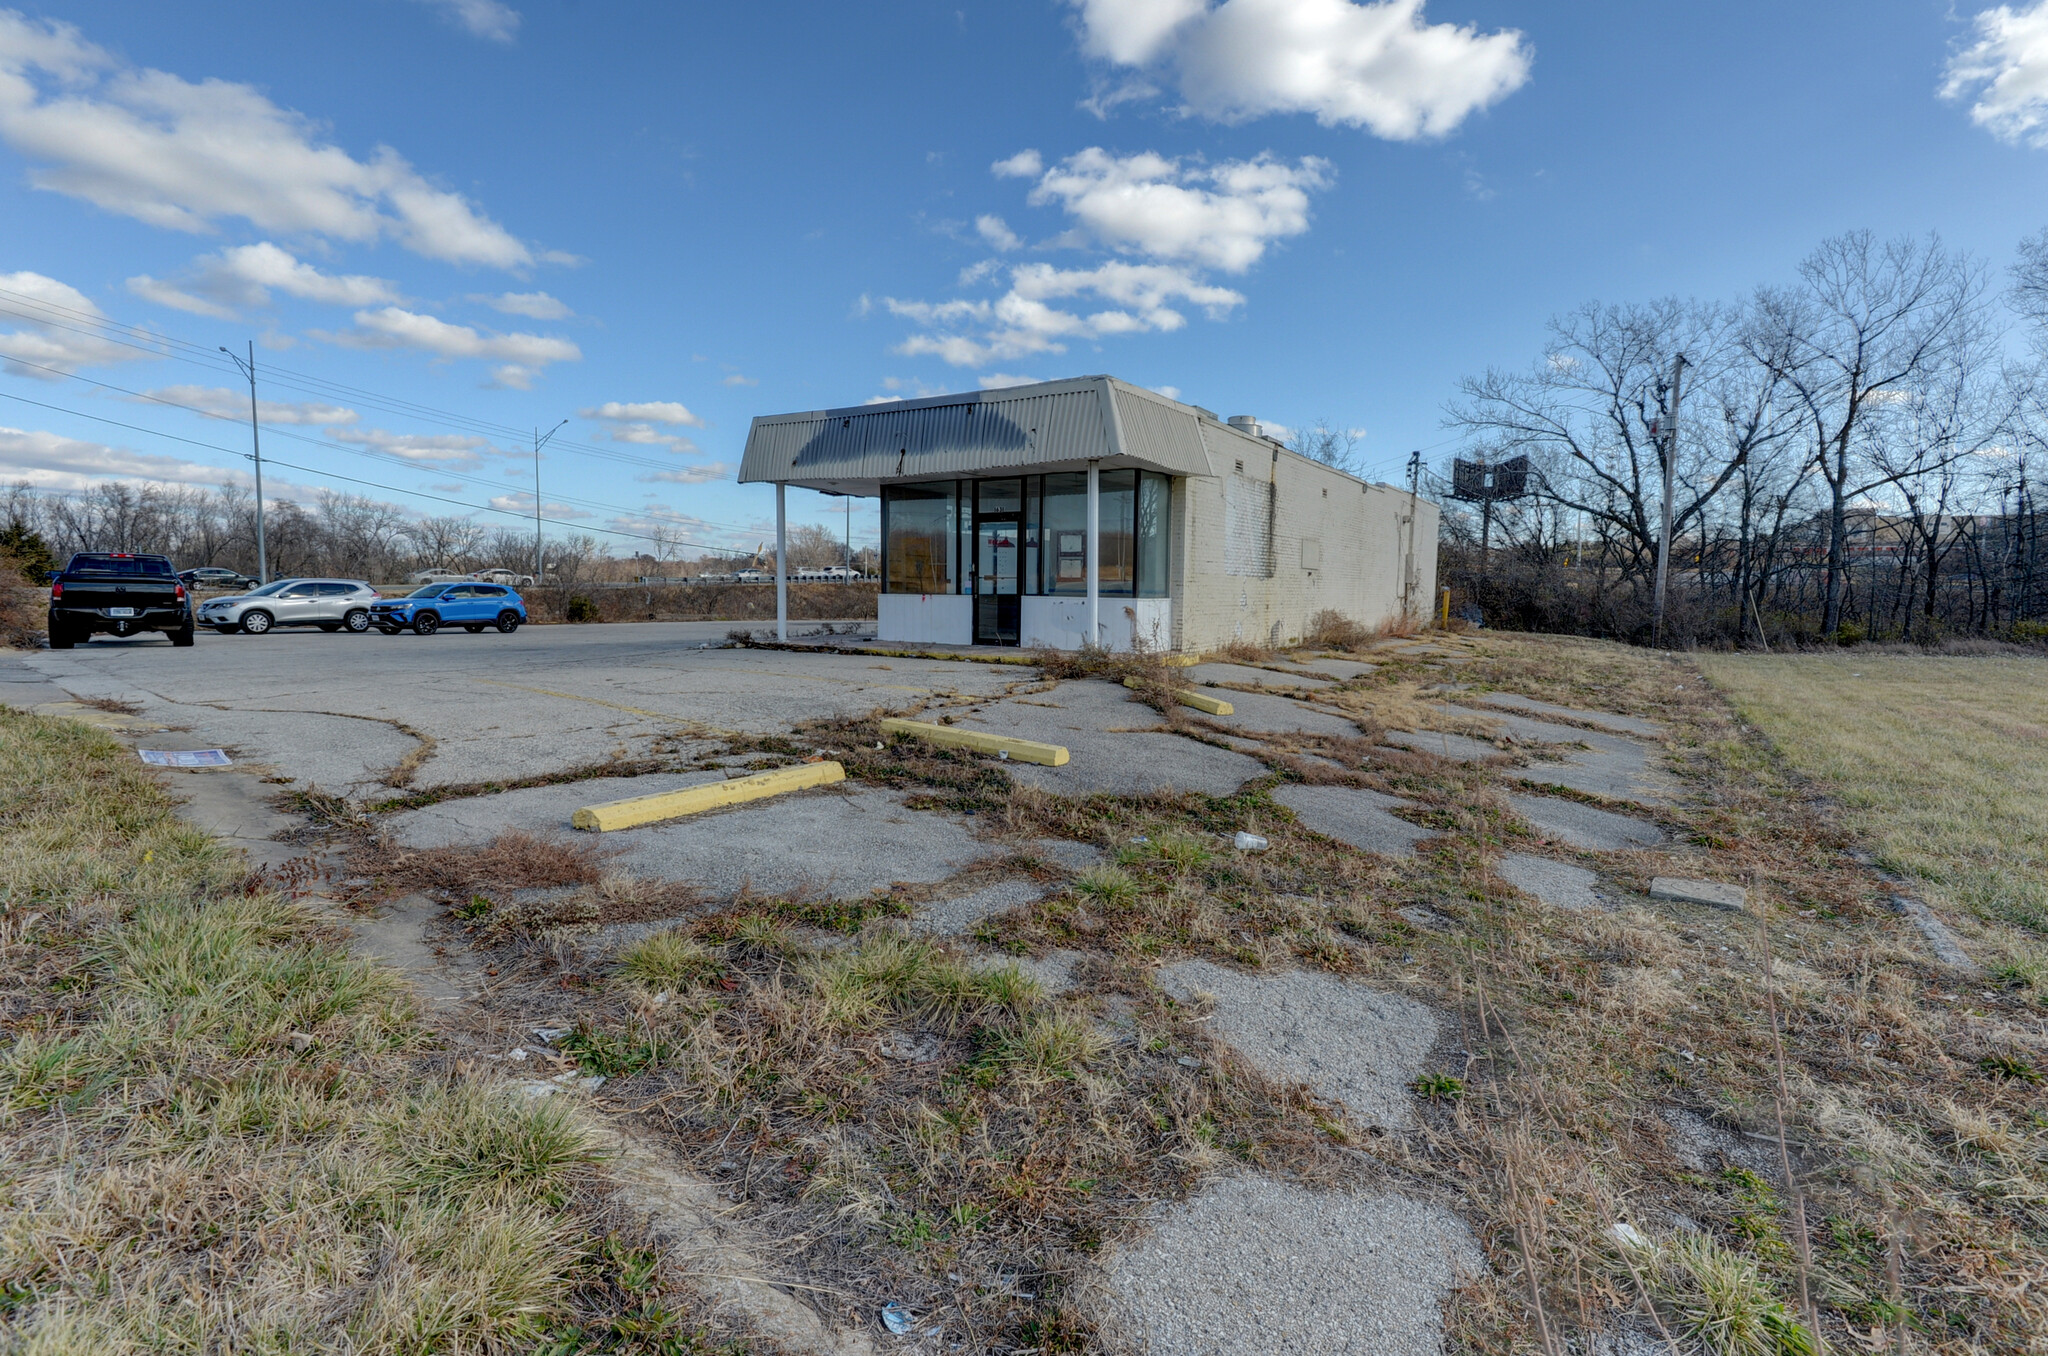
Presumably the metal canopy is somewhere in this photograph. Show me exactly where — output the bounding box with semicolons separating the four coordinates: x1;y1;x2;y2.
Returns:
738;375;1242;494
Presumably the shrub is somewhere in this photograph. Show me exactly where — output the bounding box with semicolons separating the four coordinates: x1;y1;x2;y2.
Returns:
564;594;601;623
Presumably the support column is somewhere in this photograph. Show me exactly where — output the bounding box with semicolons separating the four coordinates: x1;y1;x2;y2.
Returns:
775;482;788;642
1085;460;1100;649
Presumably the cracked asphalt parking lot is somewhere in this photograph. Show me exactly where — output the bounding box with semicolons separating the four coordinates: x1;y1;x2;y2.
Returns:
18;621;1025;796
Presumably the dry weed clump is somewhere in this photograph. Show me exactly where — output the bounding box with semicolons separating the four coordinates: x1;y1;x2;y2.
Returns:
1303;606;1423;651
0;708;730;1352
529;913;1358;1349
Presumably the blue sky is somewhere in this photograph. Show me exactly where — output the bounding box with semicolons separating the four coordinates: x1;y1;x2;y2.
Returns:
3;0;2048;558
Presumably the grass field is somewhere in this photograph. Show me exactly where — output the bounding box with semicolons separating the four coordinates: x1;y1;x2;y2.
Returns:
1698;651;2048;940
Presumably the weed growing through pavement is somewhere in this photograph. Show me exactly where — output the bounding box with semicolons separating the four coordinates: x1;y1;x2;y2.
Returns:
340;630;2048;1352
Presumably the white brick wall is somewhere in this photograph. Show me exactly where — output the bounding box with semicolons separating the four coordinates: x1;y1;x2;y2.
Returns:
1171;432;1437;652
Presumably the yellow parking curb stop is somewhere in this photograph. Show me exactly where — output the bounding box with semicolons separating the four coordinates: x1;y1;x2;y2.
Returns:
1123;677;1233;716
877;717;1068;766
572;761;845;831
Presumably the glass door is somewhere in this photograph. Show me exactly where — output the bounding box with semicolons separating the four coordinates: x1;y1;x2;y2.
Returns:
973;479;1022;645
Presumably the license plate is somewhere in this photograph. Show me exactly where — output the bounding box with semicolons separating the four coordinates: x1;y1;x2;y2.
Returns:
107;607;135;617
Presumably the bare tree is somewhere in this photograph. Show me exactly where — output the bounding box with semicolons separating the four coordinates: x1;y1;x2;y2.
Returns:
403;516;486;571
1287;419;1360;473
1448;299;1754;627
1746;231;1986;636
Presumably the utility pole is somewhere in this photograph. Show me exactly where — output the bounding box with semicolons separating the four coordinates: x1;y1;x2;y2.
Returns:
531;420;567;583
1652;352;1687;647
220;342;268;584
1402;450;1422;618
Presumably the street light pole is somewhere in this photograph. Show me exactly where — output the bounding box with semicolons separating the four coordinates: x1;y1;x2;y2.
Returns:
532;419;567;583
220;342;268;584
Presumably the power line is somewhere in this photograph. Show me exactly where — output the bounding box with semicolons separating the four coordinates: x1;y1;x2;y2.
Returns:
0;387;747;555
0;354;763;541
0;284;738;483
0;286;753;510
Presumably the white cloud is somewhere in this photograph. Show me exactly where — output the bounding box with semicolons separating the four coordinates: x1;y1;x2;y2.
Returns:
0;422;294;494
1944;2;2048;146
0;270;148;376
488;490;591;518
604;422;702;455
0;11;537;266
976;214;1024;250
486;364;538;390
581;400;706;427
1151;383;1182;399
1069;0;1531;138
479;290;571;319
581;400;707;454
138;384;358;426
721;373;758;387
978;373;1043;389
414;0;521;42
881;149;1318;368
891;259;1244;366
1027;147;1330;271
127;242;403;319
329;426;493;464
328;306;581;370
125;275;237;320
635;462;732;484
992;148;1044;178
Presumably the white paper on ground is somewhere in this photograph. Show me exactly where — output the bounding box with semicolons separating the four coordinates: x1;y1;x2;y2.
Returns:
138;749;231;767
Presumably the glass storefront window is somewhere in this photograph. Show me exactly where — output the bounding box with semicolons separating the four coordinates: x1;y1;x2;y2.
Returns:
884;472;1170;598
1097;469;1136;596
882;481;956;594
1137;471;1170;598
1042;472;1088;595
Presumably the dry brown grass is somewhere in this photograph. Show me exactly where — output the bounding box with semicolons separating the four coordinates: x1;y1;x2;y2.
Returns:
0;709;751;1354
1697;650;2048;939
330;636;2048;1353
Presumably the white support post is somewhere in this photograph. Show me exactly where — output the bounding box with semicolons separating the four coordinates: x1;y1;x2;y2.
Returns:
775;482;788;642
1085;460;1100;649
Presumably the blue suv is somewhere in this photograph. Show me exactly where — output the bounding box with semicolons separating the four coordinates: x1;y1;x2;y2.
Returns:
370;581;528;635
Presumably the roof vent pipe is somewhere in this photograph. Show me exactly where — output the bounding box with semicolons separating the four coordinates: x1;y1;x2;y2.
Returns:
1227;415;1261;437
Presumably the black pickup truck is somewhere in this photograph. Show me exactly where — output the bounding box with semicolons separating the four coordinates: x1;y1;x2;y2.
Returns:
47;552;195;648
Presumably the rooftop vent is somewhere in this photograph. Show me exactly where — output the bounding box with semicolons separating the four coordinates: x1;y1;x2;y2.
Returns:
1227;414;1261;437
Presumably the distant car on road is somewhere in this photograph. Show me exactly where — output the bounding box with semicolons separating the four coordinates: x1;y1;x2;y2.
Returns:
370;581;527;635
197;578;381;635
733;568;769;583
407;567;471;585
47;552;193;648
471;568;535;586
178;566;255;591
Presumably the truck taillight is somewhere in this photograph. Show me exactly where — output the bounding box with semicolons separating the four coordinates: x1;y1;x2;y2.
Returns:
49;581;61;601
175;584;187;601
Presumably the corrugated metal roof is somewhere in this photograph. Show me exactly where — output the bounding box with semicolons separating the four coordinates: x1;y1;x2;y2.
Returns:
739;375;1224;491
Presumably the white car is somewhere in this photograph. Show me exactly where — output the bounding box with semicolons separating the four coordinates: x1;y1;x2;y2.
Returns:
733;568;769;583
408;568;470;585
471;568;535;586
197;578;382;635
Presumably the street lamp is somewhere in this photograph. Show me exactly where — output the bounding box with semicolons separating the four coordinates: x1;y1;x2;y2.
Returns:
220;343;268;584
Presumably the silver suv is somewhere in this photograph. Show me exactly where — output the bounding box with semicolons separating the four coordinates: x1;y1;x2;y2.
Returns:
196;578;382;635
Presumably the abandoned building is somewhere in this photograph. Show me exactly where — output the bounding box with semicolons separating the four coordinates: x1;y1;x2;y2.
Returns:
738;375;1438;652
